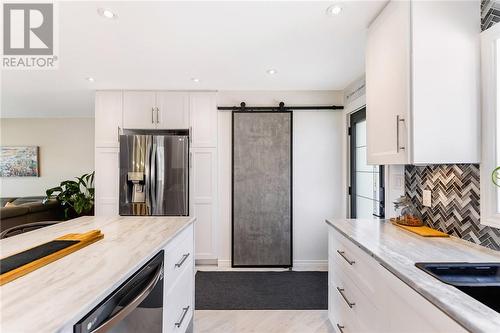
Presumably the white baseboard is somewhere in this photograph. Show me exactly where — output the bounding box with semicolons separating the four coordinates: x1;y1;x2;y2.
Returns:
292;260;328;271
195;259;218;266
217;259;231;268
210;259;328;271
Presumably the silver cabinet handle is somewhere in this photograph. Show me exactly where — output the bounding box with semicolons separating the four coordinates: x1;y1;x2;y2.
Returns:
189;126;192;144
91;264;163;332
174;306;190;328
175;253;190;268
156;107;160;124
336;324;345;333
117;126;120;142
396;115;405;152
151;107;155;124
336;287;355;308
336;250;355;265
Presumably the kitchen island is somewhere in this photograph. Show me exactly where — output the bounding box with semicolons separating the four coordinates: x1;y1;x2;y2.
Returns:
0;215;195;333
326;218;500;333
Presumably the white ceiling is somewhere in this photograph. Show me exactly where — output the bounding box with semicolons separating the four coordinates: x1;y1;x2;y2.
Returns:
1;1;387;118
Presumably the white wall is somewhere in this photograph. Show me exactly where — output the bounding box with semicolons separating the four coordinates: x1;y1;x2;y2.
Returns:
0;118;95;197
217;91;344;270
293;111;343;267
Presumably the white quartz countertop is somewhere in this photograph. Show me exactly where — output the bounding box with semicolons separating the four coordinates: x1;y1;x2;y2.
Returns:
0;215;195;333
326;218;500;333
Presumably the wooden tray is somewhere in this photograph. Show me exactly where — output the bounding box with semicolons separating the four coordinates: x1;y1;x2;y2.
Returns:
391;222;449;238
0;230;103;286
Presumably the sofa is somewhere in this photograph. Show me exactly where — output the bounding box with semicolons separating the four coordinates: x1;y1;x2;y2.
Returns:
0;197;63;232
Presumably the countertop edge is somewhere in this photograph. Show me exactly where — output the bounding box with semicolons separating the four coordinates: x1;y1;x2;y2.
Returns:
324;218;484;333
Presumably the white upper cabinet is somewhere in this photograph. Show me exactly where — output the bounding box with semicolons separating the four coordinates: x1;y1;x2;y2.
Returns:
123;91;190;130
95;91;123;148
156;92;189;129
366;0;480;165
123;91;157;129
190;92;217;147
366;0;410;165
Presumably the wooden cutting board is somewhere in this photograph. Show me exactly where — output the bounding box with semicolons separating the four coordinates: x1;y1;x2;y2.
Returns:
0;230;104;286
391;222;449;237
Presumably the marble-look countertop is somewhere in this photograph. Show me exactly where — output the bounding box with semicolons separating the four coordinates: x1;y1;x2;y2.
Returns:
326;218;500;333
0;215;195;333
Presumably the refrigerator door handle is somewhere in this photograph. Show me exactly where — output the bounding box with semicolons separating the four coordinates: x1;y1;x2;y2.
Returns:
145;136;152;215
150;143;157;215
185;145;190;215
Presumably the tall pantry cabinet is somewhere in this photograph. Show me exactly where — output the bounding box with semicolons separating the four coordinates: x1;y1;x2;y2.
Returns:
94;90;218;261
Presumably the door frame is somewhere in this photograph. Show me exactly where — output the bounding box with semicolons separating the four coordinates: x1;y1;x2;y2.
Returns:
348;108;385;218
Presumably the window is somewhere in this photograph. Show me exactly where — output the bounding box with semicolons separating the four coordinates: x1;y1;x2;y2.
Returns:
349;108;385;218
481;24;500;228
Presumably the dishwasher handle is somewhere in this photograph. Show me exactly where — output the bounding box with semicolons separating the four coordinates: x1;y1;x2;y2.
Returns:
91;263;163;333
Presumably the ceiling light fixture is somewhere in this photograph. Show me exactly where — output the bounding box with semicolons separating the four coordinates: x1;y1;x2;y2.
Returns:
86;77;95;82
98;8;117;19
326;4;343;16
191;78;200;83
266;69;277;75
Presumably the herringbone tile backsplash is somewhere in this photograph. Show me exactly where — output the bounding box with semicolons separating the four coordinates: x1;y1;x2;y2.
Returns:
482;0;500;31
405;164;500;251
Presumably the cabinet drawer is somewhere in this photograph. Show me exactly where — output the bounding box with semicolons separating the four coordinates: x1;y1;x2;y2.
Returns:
329;283;355;333
163;264;193;333
164;225;194;294
329;229;381;299
330;269;383;333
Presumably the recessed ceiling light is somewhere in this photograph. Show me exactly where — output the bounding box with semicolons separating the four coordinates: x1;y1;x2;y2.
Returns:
98;8;117;19
191;78;200;83
326;5;343;16
86;77;95;82
266;69;277;75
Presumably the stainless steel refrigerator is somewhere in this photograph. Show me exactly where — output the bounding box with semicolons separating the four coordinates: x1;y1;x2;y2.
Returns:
119;130;189;216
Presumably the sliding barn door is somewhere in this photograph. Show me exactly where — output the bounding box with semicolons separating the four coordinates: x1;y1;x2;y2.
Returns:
232;111;292;267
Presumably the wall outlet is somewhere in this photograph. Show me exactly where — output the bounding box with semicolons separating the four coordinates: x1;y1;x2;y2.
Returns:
423;189;432;207
391;174;404;191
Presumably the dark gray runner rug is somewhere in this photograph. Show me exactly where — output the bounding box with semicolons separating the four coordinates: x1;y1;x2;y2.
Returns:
195;271;328;310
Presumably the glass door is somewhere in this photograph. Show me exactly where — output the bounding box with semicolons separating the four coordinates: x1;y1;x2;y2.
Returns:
349;108;385;218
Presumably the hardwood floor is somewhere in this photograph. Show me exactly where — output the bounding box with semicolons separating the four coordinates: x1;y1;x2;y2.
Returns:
194;310;334;333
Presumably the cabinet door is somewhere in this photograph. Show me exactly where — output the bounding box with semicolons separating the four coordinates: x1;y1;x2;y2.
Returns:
189;92;217;147
411;0;480;164
95;147;120;216
156;92;189;129
366;0;410;165
123;91;156;129
190;147;217;260
379;265;467;333
95;91;122;148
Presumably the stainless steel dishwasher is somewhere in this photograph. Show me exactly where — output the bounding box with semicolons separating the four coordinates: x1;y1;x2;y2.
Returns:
74;251;164;333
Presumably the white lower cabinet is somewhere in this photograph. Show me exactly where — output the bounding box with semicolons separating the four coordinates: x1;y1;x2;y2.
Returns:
190;147;217;260
163;224;194;333
328;228;466;333
94;147;120;216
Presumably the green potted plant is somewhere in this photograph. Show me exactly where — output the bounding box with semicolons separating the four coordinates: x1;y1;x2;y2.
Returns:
493;167;500;187
43;172;95;219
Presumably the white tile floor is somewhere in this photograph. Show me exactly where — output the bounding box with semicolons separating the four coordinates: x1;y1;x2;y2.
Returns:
194;310;334;333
